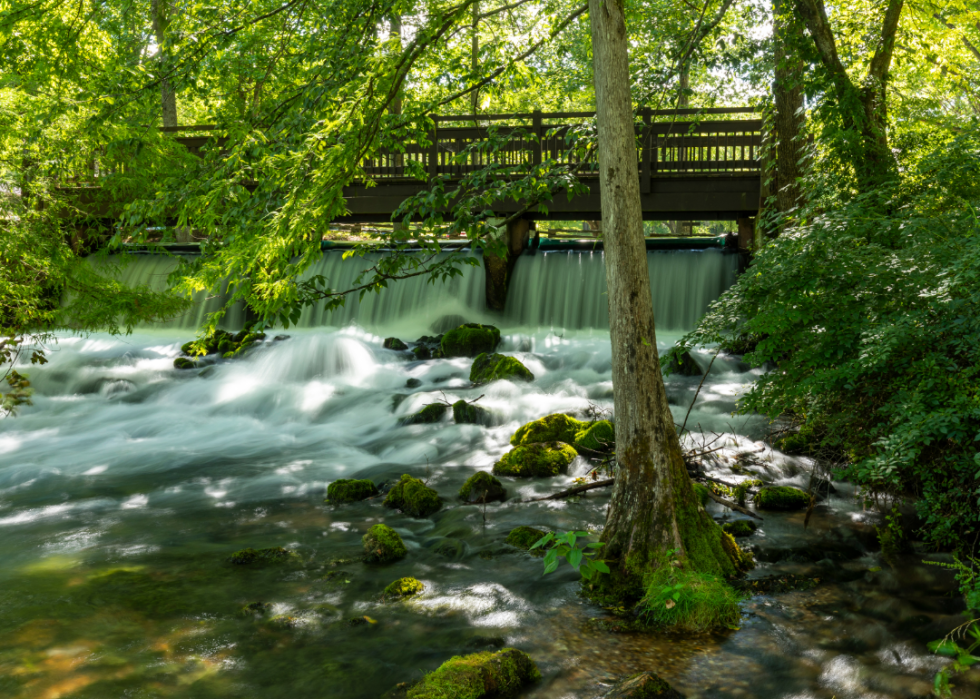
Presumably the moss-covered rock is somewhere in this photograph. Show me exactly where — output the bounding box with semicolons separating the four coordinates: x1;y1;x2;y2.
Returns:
505;526;547;555
404;648;541;699
493;443;577;478
383;577;424;600
326;478;378;504
363;524;408;563
452;400;496;426
510;413;583;446
663;347;702;377
459;472;507;504
174;357;196;370
230;547;297;565
722;520;758;538
573;420;615;453
469;353;534;384
401;403;450;426
384;337;409;351
384;474;443;517
179;326;267;362
601;672;686;698
754;485;810;511
441;323;501;358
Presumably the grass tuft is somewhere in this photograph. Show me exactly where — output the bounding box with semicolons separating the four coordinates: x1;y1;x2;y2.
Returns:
637;565;742;632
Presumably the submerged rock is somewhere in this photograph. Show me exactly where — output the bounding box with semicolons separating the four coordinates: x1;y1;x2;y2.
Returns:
573;419;615;453
384;474;442;517
458;472;507;503
405;378;423;388
664;347;703;377
400;403;450;425
383;577;424;600
493;443;577;478
505;526;547;555
326;478;378;504
400;648;540;699
602;672;685;698
754;485;810;511
440;323;501;358
230;547;297;565
384;337;409;351
510;413;581;446
411;334;445;360
431;537;466;560
469;353;534;384
452;400;496;426
173;357;196;370
722;519;758;537
363;524;407;563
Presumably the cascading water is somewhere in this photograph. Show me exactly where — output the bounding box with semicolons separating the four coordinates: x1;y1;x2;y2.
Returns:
1;248;968;699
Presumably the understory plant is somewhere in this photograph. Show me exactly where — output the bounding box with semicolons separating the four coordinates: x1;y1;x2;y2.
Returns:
675;127;980;552
532;531;609;581
927;556;980;697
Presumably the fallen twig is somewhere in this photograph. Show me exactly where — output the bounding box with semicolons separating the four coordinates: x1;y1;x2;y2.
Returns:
522;478;614;502
704;488;763;520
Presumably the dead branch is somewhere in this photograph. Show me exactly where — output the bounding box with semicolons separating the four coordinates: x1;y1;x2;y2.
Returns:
704;488;763;520
522;478;614;502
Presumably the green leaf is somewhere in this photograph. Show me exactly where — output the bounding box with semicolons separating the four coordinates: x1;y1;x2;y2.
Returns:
592;560;610;574
928;639;961;657
567;548;583;569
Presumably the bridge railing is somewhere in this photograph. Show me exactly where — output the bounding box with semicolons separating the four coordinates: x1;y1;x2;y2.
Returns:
363;107;762;185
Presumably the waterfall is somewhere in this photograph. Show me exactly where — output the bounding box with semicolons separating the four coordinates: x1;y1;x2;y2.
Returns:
100;248;737;333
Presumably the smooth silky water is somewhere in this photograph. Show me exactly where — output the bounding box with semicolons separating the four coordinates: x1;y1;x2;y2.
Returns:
0;250;972;698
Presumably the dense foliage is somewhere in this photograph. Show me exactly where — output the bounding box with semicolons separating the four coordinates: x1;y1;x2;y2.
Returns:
675;127;980;551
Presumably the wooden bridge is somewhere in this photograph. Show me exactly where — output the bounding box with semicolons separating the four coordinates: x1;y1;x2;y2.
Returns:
167;107;763;224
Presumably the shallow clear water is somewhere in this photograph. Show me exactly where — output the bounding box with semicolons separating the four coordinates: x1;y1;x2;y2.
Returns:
1;325;976;698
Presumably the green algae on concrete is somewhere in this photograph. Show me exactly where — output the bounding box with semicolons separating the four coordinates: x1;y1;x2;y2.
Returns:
384;474;443;517
440;323;501;358
404;648;541;699
458;471;507;503
383;577;424;600
754;485;810;511
469;353;534;384
363;523;408;563
492;443;577;478
510;413;582;446
326;478;378;504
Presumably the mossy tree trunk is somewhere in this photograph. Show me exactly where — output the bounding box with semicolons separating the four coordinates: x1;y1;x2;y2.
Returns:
150;0;178;128
772;0;806;226
586;0;737;603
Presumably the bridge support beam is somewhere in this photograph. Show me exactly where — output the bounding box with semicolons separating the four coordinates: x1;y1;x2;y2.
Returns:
483;218;530;311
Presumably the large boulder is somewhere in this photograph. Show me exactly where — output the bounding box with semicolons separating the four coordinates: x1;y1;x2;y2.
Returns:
384;474;443;517
326;478;378;504
440;323;501;358
400;403;450;425
469;353;534;384
510;413;582;446
602;672;685;698
754;485;810;511
573;420;615;453
493;442;577;478
401;648;540;699
458;472;507;504
452;400;496;426
363;524;407;563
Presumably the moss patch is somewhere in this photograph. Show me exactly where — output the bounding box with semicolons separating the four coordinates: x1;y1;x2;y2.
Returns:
440;323;501;358
326;478;378;504
384;474;443;517
363;524;408;563
692;483;711;507
384;337;409;350
505;526;547;556
383;577;424;600
469;353;534;384
173;357;196;370
452;400;496;426
722;520;758;538
637;565;742;632
754;485;810;511
492;442;577;478
663;347;703;377
573;420;615;453
719;530;754;573
405;648;541;699
459;472;507;503
401;403;450;425
229;547;297;565
510;413;582;446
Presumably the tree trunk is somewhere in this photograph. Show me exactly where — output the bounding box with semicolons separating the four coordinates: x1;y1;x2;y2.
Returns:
772;0;805;224
470;2;480;115
150;0;178;128
587;0;737;603
390;15;403;117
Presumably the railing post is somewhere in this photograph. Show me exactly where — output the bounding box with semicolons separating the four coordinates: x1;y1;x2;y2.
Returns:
428;117;439;180
532;109;542;167
641;108;651;194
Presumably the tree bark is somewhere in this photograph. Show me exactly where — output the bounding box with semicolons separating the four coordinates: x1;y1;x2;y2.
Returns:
150;0;178;128
390;15;403;117
793;0;903;190
470;2;480;115
772;0;805;223
587;0;737;603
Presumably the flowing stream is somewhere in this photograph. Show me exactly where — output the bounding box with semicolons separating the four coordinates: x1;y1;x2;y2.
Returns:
0;250;972;698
